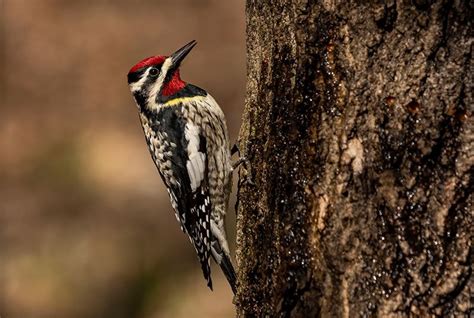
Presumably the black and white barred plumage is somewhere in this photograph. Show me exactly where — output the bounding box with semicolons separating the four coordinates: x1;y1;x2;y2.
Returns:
127;41;236;293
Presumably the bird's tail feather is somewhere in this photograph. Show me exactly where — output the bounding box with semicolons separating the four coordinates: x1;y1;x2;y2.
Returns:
220;253;237;294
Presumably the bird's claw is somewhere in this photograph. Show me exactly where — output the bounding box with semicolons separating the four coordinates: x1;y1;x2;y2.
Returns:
231;143;254;185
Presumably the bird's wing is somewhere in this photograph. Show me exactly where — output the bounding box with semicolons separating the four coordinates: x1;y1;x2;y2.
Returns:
151;106;213;289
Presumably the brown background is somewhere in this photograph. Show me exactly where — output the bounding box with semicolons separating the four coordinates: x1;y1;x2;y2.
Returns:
1;1;245;317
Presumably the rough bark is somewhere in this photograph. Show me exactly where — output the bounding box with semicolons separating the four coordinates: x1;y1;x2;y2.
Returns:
235;1;472;317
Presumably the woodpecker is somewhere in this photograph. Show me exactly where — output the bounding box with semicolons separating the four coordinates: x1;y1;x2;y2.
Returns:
127;40;236;294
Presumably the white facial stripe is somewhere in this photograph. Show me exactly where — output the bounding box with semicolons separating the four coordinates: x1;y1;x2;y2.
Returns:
147;57;173;109
130;68;151;92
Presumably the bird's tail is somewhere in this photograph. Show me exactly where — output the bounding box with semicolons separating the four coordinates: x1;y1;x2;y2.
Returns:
219;253;237;294
210;235;237;294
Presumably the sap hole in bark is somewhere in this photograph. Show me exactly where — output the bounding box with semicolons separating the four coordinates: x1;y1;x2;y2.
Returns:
455;109;468;122
384;96;396;107
405;99;421;114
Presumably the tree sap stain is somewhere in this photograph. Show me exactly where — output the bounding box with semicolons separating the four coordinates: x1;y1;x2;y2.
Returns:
384;96;396;107
238;1;472;316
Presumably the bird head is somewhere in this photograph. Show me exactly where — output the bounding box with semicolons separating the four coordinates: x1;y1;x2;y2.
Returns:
127;40;197;106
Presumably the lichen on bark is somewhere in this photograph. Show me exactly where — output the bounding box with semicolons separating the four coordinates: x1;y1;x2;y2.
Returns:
235;1;472;317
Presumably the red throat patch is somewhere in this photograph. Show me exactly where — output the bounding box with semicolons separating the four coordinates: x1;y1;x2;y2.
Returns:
161;70;186;96
128;56;166;74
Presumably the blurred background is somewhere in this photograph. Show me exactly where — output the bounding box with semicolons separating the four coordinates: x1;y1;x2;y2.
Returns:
1;0;245;317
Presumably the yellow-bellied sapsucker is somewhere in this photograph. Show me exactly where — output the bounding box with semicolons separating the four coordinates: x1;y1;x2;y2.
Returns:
127;40;236;293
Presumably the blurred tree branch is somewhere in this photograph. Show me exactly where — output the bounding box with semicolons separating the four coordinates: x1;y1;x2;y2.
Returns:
235;1;472;316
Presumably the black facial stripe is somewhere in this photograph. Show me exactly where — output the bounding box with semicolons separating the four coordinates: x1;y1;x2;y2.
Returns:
144;71;159;91
133;91;147;110
127;62;163;84
127;70;144;84
133;67;162;97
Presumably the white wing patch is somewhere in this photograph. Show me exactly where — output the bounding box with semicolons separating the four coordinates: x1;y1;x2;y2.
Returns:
185;121;206;191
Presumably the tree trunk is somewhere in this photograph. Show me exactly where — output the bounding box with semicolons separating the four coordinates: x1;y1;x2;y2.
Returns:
235;1;472;317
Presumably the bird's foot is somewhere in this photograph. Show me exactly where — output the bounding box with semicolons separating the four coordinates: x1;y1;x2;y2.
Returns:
231;143;254;186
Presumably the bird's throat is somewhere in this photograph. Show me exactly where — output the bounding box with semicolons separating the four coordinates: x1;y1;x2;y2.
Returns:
161;71;186;96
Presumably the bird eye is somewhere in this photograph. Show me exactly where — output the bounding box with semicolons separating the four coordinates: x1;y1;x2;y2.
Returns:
149;68;159;77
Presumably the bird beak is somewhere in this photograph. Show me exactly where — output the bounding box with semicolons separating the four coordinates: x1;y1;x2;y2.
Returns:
170;40;197;68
